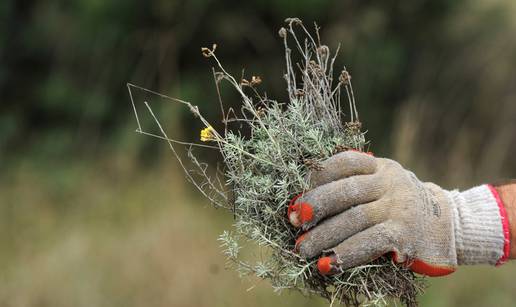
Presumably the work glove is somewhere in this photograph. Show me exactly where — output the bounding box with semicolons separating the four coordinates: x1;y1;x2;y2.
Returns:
288;151;509;277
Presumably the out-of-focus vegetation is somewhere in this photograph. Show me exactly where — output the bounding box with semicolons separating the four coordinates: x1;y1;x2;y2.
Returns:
1;0;516;306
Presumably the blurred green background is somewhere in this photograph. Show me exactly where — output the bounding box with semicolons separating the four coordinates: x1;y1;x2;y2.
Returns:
2;0;516;306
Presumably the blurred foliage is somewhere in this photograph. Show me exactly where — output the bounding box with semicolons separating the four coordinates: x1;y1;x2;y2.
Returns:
0;0;470;161
2;0;515;181
1;0;516;306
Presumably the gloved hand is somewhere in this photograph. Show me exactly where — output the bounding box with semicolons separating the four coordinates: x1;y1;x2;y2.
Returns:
288;151;509;277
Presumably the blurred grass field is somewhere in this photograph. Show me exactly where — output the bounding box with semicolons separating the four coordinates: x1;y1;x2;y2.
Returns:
0;154;327;307
2;0;516;306
2;151;516;307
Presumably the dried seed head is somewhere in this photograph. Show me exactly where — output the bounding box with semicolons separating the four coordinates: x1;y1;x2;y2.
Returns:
201;43;217;58
339;70;352;85
256;106;266;118
317;45;329;64
308;60;324;77
278;27;287;38
201;47;211;58
317;45;329;57
251;76;262;86
345;121;362;133
241;76;262;87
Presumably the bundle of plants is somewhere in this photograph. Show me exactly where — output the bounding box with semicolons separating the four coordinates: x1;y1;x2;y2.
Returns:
128;18;425;306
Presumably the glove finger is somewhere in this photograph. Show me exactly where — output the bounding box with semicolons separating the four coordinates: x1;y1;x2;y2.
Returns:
288;174;384;229
309;151;377;188
317;222;399;275
406;259;456;277
296;199;388;259
389;251;456;277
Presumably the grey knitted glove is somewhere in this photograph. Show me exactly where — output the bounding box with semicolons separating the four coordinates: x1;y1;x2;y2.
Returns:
288;151;509;276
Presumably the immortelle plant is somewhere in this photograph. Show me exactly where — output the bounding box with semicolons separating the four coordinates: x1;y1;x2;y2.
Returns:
128;18;425;306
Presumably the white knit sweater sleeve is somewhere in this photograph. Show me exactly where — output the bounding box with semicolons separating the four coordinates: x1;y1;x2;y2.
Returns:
449;185;509;265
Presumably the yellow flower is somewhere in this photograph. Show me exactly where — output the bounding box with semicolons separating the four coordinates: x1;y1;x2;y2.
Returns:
200;126;216;142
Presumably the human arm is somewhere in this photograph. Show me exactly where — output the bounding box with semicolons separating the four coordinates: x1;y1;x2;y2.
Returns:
495;182;516;258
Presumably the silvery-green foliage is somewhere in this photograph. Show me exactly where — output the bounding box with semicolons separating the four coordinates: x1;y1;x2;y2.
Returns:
212;20;424;306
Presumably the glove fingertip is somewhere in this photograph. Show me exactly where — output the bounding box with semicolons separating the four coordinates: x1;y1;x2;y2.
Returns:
317;256;333;275
294;233;307;252
408;259;456;277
